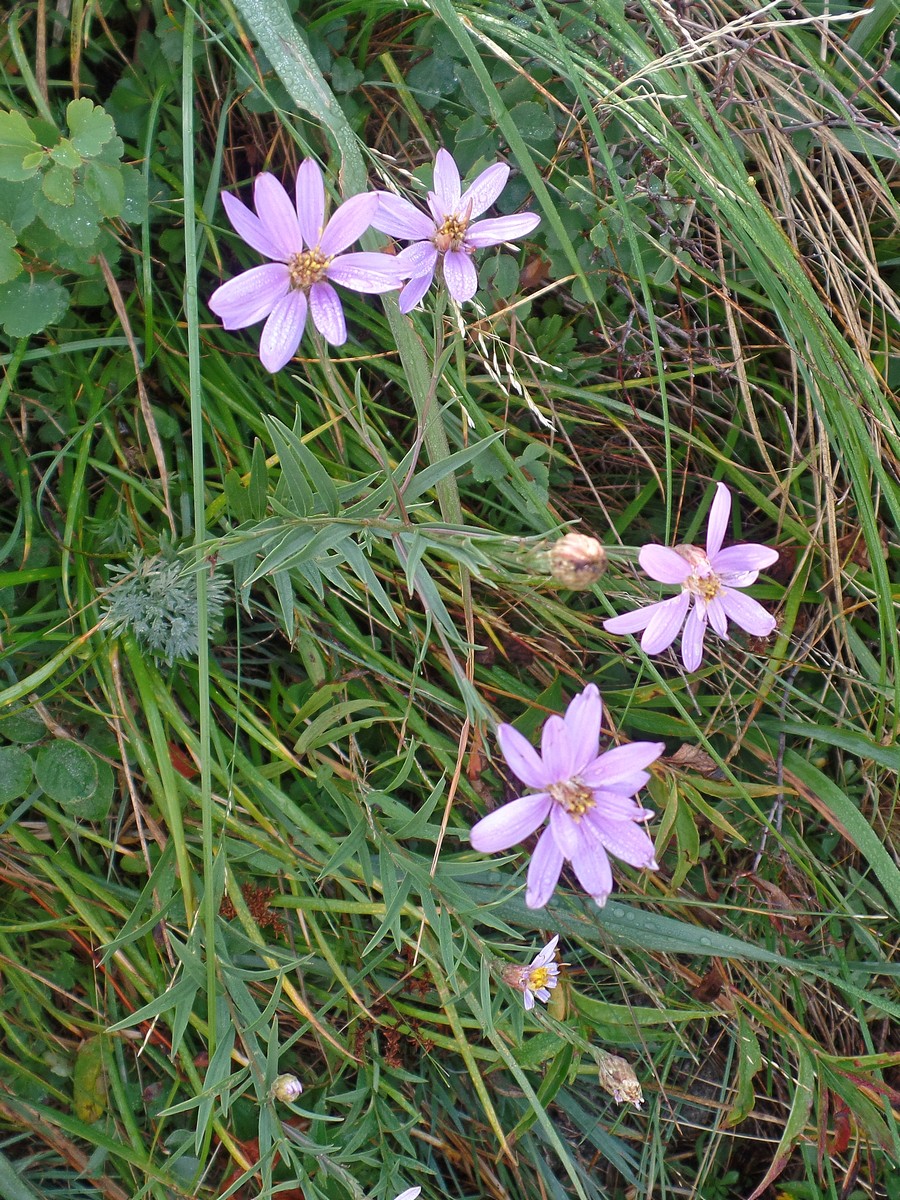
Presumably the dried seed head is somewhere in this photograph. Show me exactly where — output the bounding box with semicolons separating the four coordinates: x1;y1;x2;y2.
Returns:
550;533;608;588
597;1052;644;1109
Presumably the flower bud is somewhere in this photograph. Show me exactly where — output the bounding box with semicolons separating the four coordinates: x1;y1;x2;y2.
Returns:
550;533;607;588
271;1073;303;1103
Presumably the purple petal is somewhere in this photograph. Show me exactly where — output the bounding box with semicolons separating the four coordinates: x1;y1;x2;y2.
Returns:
705;482;732;559
603;605;655;636
497;723;550;789
426;191;446;225
523;989;535;1011
221;191;286;261
534;987;551;1002
638;544;692;584
541;715;573;782
587;813;658;869
395;241;440;277
526;828;564;909
706;596;729;638
712;543;779;576
581;742;664;790
326;252;404;294
640;591;691;655
470;791;552;853
433;148;461;208
208;263;289;329
442;250;478;302
309;282;347;345
719;588;777;637
550;805;582;859
398;270;435;313
465;212;541;248
294;159;326;248
372;193;436;241
458;162;510;218
592;789;654;819
713;568;757;588
258;291;307;372
563;684;603;774
253;173;302;259
680;601;708;671
319;192;379;256
570;839;613;906
531;934;559;968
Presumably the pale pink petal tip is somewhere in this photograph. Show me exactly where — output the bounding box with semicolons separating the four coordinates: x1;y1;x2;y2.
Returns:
392;1189;422;1200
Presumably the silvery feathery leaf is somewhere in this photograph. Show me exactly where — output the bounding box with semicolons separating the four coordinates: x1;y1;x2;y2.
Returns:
102;548;228;664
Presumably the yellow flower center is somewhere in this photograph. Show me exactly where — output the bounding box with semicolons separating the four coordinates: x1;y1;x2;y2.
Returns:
549;779;595;819
675;543;722;603
433;213;470;253
526;966;552;990
287;248;331;291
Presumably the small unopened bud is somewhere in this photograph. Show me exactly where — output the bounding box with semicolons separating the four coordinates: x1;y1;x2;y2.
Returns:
550;533;607;589
597;1052;644;1109
271;1073;303;1103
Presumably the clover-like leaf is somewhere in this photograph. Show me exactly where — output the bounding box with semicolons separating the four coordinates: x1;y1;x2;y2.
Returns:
0;109;42;181
0;274;69;336
0;745;32;804
35;740;98;808
66;98;116;158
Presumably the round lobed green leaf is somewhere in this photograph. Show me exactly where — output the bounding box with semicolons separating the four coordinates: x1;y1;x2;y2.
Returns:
35;740;98;808
0;746;33;803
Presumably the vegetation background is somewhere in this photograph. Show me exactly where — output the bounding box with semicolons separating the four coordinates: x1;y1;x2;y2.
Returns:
1;0;899;1197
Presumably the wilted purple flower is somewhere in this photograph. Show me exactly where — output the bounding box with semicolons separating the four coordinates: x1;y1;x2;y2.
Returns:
470;685;663;909
603;483;779;672
209;161;403;371
373;148;540;311
501;935;561;1010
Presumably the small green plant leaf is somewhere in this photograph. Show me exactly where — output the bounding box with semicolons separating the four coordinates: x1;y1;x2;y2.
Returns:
49;137;83;169
0;710;46;744
84;160;126;217
0;110;42;181
509;101;556;144
0;176;40;232
72;1035;107;1123
0;220;21;285
66;98;116;157
0;746;33;803
0;274;69;336
331;56;363;93
35;740;98;809
34;185;102;247
42;162;76;206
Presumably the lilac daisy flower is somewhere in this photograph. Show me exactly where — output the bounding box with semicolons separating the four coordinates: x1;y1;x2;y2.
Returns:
501;935;562;1010
373;148;540;312
209;161;404;372
603;482;780;672
470;685;663;910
